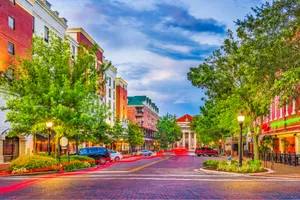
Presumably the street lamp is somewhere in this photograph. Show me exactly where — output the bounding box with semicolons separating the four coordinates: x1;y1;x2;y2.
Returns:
237;113;245;167
46;121;53;156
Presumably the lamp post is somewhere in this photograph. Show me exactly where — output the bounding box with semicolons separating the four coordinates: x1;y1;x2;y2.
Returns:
46;121;53;156
237;113;245;167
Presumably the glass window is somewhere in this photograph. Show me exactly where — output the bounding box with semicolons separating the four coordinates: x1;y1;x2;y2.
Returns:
109;77;111;86
44;26;49;42
32;16;35;32
113;80;115;89
89;148;98;153
109;88;111;98
8;42;14;55
79;148;87;154
8;16;14;30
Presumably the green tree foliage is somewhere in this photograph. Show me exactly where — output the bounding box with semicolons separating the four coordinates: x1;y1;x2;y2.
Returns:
0;34;109;144
188;0;300;159
127;121;144;153
156;114;182;149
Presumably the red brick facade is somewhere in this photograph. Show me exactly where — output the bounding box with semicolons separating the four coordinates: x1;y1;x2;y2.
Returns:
0;0;33;71
116;84;127;120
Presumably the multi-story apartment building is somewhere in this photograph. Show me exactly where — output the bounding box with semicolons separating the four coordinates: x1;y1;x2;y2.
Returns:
105;63;117;127
0;0;34;163
127;96;159;150
260;98;300;154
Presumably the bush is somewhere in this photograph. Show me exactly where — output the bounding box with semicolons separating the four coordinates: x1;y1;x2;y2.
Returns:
8;155;58;173
246;160;261;167
203;160;219;167
60;155;96;171
216;159;264;173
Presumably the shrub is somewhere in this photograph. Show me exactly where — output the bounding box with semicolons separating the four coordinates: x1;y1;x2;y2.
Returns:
8;155;58;172
216;159;264;173
203;160;219;167
247;160;261;167
60;155;96;171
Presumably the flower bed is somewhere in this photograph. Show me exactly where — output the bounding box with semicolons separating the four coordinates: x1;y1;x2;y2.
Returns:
202;159;264;173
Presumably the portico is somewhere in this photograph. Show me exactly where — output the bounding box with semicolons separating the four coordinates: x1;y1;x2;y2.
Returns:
176;114;197;150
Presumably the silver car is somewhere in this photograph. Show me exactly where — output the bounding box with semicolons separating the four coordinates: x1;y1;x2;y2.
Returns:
139;150;153;156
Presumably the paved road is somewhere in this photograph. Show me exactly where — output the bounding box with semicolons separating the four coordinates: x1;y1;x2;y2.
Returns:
1;154;300;199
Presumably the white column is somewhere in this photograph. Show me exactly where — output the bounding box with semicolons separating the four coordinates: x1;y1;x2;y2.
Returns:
177;141;179;147
188;132;191;150
194;133;197;149
182;132;185;148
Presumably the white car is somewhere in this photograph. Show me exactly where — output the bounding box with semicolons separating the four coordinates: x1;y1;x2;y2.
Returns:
139;150;153;156
109;150;123;161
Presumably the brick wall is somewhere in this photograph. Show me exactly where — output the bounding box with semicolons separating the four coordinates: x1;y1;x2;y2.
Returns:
0;0;33;71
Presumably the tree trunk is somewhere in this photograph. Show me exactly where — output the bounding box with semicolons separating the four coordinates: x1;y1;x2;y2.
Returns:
253;133;259;160
222;136;226;156
231;133;234;157
33;133;36;154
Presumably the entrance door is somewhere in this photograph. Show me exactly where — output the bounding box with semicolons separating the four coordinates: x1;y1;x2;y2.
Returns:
3;136;19;162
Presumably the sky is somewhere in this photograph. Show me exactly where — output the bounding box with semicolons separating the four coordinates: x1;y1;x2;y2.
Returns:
50;0;266;117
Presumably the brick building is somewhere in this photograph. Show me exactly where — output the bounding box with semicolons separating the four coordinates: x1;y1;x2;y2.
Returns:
116;78;128;122
0;0;33;163
127;96;159;150
260;98;300;154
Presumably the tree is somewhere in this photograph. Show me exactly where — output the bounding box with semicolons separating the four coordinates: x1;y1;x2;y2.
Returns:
109;118;126;150
127;121;144;154
156;114;182;149
0;34;109;154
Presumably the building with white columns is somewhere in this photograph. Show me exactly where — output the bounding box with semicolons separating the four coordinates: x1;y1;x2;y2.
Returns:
176;114;197;150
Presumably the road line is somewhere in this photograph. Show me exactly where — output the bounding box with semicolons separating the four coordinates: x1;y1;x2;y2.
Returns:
129;156;171;172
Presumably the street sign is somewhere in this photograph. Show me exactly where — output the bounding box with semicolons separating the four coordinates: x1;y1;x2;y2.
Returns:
60;137;68;147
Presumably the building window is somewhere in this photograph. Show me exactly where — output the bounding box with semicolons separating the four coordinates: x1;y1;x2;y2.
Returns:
8;42;14;55
44;26;49;42
71;45;75;59
108;77;111;86
113;81;115;89
285;102;289;116
113;103;115;111
113;92;115;100
109;88;111;98
10;0;15;5
8;16;15;30
32;16;35;32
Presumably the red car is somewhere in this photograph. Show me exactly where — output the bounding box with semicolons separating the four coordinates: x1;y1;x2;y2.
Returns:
195;147;218;157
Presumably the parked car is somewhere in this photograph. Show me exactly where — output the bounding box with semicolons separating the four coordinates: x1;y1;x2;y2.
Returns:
78;146;110;165
195;147;218;157
139;149;153;156
108;150;123;162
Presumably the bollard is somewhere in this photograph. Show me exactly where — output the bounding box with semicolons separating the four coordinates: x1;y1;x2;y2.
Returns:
59;164;63;173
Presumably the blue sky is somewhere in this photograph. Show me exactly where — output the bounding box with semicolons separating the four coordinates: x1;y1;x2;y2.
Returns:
51;0;265;117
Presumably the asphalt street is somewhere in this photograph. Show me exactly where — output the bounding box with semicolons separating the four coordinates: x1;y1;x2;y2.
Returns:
1;154;300;199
